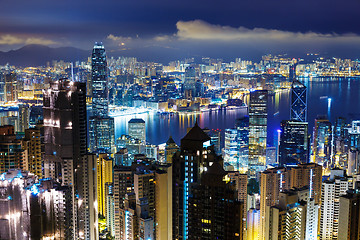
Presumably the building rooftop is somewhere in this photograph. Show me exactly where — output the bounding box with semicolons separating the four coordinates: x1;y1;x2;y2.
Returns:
128;118;145;124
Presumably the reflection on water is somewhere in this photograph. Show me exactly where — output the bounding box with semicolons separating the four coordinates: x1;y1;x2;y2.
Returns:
115;77;360;147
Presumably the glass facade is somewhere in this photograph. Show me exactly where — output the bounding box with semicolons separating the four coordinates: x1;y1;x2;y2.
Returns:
290;80;307;122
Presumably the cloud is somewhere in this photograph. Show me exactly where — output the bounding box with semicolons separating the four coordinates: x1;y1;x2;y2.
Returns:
175;20;360;42
0;34;58;45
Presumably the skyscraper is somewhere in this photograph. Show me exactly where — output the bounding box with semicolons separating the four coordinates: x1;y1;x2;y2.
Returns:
249;90;268;176
223;128;239;170
128;118;146;142
312;116;332;167
91;42;109;117
236;116;249;173
43;79;87;183
290;79;307;122
4;72;17;102
279;120;309;167
338;191;360;240
89;43;115;155
0;125;24;173
183;66;196;99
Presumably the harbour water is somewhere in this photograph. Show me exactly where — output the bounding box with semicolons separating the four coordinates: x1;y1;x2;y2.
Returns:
115;77;360;147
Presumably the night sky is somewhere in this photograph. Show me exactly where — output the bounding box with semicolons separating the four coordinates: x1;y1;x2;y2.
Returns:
1;0;360;60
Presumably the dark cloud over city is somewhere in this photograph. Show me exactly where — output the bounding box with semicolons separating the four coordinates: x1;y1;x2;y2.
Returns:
1;0;360;61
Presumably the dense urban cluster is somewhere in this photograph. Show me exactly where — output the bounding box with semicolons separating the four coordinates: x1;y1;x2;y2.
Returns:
0;43;359;240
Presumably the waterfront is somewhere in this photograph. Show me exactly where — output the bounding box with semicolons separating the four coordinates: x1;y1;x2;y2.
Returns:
116;77;360;146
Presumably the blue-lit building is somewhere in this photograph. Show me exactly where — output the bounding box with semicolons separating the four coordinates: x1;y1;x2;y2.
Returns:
236;116;249;172
290;79;307;122
91;42;109;117
223;128;238;170
183;66;196;99
89;43;115;154
279;120;310;167
312;116;332;167
248;90;268;177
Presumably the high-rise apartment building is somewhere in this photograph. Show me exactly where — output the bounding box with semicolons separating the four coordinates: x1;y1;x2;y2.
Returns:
290;79;307;122
4;72;17;102
249;90;268;176
279;120;309;166
97;153;113;217
18;104;30;132
43;79;87;184
320;169;353;239
22;124;43;178
338;191;360;240
224;128;238;170
0;125;24;173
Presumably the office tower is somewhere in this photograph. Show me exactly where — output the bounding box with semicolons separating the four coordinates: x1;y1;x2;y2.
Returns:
333;117;347;167
97;153;113;216
289;63;297;81
320;169;353;239
348;120;360;149
236;116;249;173
1;115;19;132
0;170;73;239
113;165;134;239
145;144;158;161
91;42;109;117
203;128;222;155
223;128;239;170
187;162;244;239
89;43;115;155
0;125;24;173
77;154;99;240
128;118;146;142
279;120;309;166
183;66;196;99
155;165;172;240
114;148;130;166
0;72;5;101
259;167;289;239
312;116;332;167
29;105;43;128
249;90;268;176
89;116;115;153
22;124;43;178
18;104;30;132
289;163;323;204
43;79;87;184
4;72;17;102
290;79;307;122
172;122;217;239
338;191;360;240
165;136;179;163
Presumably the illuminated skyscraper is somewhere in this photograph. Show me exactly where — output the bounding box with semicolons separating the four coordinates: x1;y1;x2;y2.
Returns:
165;136;178;163
89;43;115;155
18;104;30;132
290;79;307;122
172;122;213;239
128;118;146;142
43;79;87;183
4;72;17;102
223;128;238;170
279;120;309;167
22;123;43;178
312;116;332;167
89;116;115;153
97;153;113;217
236;116;249;173
91;42;109;117
183;66;196;99
249;90;268;176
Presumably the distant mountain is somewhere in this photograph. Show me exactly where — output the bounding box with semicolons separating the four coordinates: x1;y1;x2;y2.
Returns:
0;45;90;67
